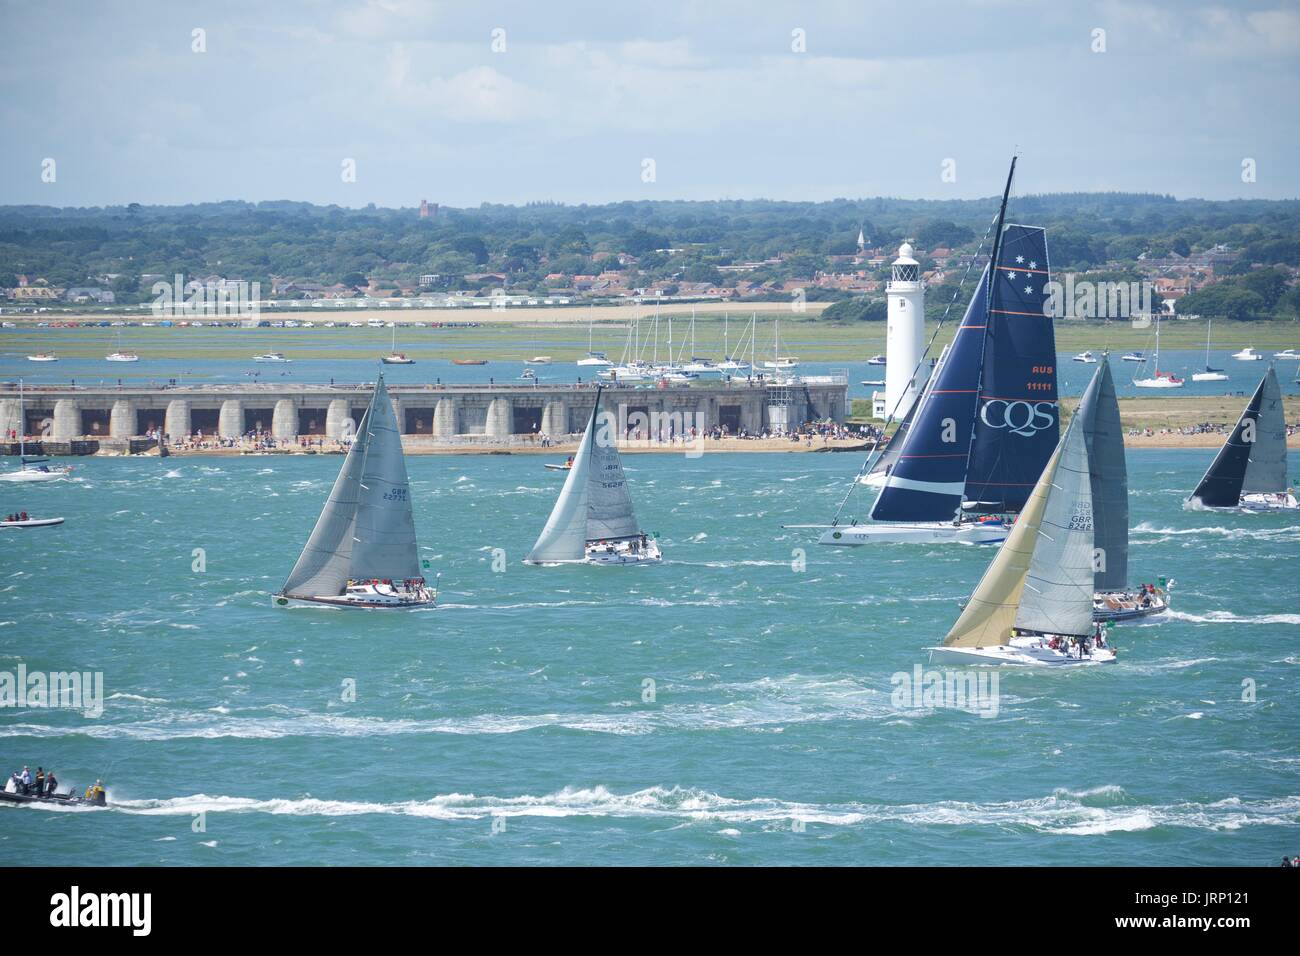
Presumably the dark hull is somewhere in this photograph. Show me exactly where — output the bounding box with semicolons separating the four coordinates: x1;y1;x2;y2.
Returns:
0;790;103;808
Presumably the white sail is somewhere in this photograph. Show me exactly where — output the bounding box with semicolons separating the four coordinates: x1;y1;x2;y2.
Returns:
585;403;640;541
527;400;598;563
1014;414;1095;637
348;376;421;581
281;408;368;598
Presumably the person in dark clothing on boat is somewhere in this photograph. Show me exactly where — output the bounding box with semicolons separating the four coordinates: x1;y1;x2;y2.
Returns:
33;768;44;794
44;770;57;795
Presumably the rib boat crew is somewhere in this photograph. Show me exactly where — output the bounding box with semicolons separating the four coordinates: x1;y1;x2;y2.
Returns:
274;375;437;608
1076;356;1170;622
1187;365;1298;512
525;386;662;566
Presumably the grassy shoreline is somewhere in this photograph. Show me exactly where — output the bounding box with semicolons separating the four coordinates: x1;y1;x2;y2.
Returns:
3;315;1300;362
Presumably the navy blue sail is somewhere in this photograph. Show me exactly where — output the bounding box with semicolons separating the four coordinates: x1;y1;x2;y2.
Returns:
963;224;1058;512
869;271;989;522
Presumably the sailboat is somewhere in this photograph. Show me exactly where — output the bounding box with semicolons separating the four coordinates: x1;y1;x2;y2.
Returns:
381;324;414;364
577;310;613;367
274;375;436;608
816;158;1059;545
1191;319;1227;382
0;381;72;483
1078;356;1171;621
1187;366;1297;511
761;318;798;369
1132;314;1183;388
525;387;662;565
926;408;1116;666
106;331;139;363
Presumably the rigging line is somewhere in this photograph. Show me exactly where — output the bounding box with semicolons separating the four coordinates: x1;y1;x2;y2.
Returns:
827;206;1003;527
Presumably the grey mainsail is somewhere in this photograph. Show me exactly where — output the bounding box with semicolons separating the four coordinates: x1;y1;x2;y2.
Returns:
585;393;640;541
1015;412;1096;638
281;376;419;597
1077;357;1128;591
1242;366;1287;494
281;406;369;598
348;376;421;581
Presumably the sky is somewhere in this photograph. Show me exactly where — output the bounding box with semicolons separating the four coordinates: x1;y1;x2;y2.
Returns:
1;0;1298;208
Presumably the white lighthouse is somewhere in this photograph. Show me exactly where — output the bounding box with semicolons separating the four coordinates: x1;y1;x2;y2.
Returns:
874;242;925;420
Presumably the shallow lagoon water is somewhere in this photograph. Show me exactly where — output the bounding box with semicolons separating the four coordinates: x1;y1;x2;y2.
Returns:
0;447;1296;865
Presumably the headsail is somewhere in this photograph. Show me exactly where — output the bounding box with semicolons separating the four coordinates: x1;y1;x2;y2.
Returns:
867;345;947;483
1077;357;1128;591
348;375;421;581
1189;368;1276;506
1014;413;1095;638
527;395;599;563
941;435;1062;649
870;277;989;521
281;406;369;598
1242;366;1287;494
964;224;1059;512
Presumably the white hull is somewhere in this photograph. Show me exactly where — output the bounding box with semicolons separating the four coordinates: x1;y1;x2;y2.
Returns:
857;471;888;488
525;538;663;566
577;357;612;367
1191;372;1228;382
543;463;572;471
0;469;70;483
818;520;1008;546
26;356;57;363
1240;492;1299;511
1133;377;1184;388
0;517;64;528
927;640;1116;667
274;582;434;609
105;354;139;363
381;356;414;365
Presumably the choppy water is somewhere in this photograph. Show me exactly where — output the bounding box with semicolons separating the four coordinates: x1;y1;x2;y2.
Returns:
0;448;1296;865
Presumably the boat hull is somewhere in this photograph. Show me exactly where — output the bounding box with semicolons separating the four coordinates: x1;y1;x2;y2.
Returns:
818;521;1008;546
0;469;70;483
1093;589;1169;622
927;643;1116;667
0;517;64;529
0;789;105;809
1191;372;1228;382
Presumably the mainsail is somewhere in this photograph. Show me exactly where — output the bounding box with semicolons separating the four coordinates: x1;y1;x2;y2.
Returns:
527;388;640;563
1242;366;1287;494
942;413;1092;649
963;224;1059;512
1077;357;1128;591
1190;367;1285;506
281;376;419;597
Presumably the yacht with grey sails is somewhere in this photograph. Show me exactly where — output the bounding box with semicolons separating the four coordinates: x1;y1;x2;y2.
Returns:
274;375;435;608
525;386;661;565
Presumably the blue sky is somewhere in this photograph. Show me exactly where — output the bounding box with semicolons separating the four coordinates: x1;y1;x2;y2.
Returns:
2;0;1297;206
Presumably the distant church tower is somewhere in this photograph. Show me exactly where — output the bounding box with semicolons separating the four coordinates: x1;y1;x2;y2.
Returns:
874;242;925;420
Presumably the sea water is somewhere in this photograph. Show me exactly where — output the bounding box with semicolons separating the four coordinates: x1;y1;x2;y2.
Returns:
0;448;1296;865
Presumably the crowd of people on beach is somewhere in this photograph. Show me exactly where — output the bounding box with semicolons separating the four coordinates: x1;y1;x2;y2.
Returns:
1126;422;1300;439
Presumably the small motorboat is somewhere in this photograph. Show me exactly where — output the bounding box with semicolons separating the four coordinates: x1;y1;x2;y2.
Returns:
519;368;538;381
105;351;139;362
1232;347;1263;361
544;460;574;472
0;515;65;529
1120;352;1145;362
253;352;292;363
1;781;107;809
525;356;553;365
866;355;887;366
1093;583;1171;622
452;358;488;366
1072;351;1097;363
1272;349;1300;360
860;379;885;387
26;353;58;363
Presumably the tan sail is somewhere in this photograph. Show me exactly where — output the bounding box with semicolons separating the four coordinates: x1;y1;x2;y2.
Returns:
941;439;1063;649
